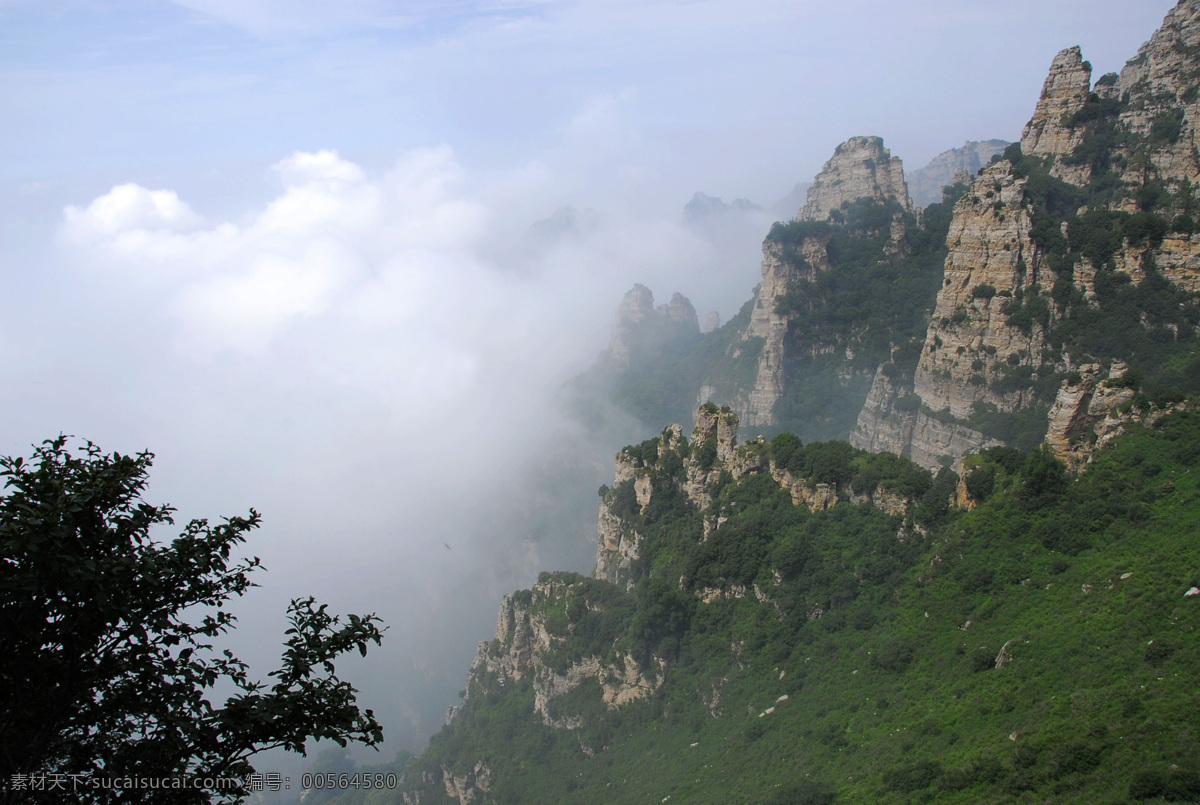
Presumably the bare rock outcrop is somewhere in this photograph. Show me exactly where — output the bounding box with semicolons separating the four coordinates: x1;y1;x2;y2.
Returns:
441;762;492;805
1114;0;1200;192
798;136;913;221
685;405;742;509
1020;46;1094;183
915;161;1046;420
464;576;663;732
855;160;1042;469
849;369;920;457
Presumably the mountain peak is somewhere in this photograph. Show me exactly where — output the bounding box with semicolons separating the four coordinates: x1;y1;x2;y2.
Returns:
798;135;912;222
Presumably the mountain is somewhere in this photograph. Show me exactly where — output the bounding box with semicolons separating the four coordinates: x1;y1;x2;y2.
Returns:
307;3;1200;803
683;192;763;225
314;402;1200;804
582;0;1200;473
908;141;1012;208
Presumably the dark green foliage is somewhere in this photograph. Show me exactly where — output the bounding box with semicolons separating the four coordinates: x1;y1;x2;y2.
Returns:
768;780;836;804
0;438;385;805
870;638;914;673
1019;446;1068;510
1130;767;1200;801
802;441;855;485
914;466;958;527
768;432;805;474
694;437;719;471
630;577;695;662
608;478;639;518
1150;109;1186;145
971;283;997;300
882;759;943;793
963;463;996;502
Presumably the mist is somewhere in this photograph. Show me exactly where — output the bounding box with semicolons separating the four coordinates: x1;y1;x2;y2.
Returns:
0;0;1178;769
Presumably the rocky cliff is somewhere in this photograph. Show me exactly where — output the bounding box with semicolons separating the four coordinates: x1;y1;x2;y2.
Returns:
797;136;913;222
592;404;927;588
853;0;1200;470
459;575;664;730
730;136;915;427
591;1;1200;475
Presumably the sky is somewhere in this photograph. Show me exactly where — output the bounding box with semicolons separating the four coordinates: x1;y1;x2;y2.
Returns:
0;0;1180;766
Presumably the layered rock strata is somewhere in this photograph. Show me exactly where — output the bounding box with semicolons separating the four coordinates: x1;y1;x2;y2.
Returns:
856;2;1200;469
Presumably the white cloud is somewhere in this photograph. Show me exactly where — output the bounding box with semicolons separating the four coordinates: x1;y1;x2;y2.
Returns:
43;129;775;755
58;147;496;355
63;183;203;240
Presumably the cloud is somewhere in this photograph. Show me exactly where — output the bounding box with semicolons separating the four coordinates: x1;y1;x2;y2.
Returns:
43;121;777;756
63;183;203;240
58;147;495;355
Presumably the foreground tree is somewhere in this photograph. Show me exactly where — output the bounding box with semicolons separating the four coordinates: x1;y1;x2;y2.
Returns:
0;437;385;804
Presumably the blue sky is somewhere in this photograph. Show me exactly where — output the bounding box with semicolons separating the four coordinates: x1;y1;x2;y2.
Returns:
0;0;1182;760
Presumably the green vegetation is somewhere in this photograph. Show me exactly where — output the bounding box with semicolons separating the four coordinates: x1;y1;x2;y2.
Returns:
1002;138;1200;408
768;193;965;440
0;438;385;805
318;410;1200;803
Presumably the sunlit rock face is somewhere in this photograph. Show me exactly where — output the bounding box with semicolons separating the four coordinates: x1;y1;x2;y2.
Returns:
459;576;664;737
855;1;1200;470
1020;46;1094;185
797;136;912;222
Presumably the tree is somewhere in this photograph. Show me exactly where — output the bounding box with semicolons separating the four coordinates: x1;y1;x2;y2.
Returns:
0;437;385;804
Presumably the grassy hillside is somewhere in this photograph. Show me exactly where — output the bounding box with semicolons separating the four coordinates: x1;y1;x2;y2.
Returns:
318;409;1200;804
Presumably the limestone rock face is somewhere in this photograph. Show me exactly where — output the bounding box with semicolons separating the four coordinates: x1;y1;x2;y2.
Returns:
733;242;807;427
851;1;1200;473
593;498;640;586
607;284;655;369
1044;363;1140;470
685;406;742;509
464;577;662;732
915;162;1047;420
849;369;919;457
854;160;1046;469
594;423;686;583
799;136;913;221
850;367;1004;471
1020;46;1094;181
441;762;492;805
1115;0;1200;192
661;292;700;330
908;140;1011;208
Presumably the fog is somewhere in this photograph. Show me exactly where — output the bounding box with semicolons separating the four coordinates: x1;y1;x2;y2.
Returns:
0;0;1176;767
